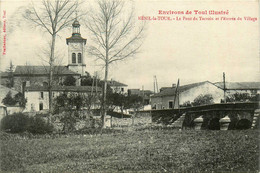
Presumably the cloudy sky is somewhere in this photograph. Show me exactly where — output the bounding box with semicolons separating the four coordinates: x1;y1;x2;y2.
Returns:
1;0;259;91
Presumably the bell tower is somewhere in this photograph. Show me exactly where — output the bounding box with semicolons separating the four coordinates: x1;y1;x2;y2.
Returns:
66;19;87;76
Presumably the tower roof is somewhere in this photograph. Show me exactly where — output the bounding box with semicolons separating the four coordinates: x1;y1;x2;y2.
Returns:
66;18;86;44
72;19;80;27
66;35;87;45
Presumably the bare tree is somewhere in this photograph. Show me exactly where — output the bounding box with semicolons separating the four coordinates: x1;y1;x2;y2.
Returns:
85;0;146;128
23;0;83;116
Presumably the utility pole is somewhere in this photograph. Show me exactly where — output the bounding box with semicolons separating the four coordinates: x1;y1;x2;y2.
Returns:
223;72;226;103
153;75;159;93
173;79;180;109
142;85;144;106
91;72;95;96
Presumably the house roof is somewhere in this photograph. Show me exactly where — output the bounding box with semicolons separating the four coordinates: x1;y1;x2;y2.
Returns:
128;89;153;96
152;81;211;97
0;85;19;100
106;80;128;87
24;85;102;92
214;82;260;90
0;71;10;77
13;66;80;76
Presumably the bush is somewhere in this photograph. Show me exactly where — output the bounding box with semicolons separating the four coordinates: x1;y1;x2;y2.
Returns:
0;112;29;133
28;116;54;134
192;94;214;106
0;113;53;134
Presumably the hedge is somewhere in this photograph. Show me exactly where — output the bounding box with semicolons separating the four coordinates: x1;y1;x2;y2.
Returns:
0;113;53;134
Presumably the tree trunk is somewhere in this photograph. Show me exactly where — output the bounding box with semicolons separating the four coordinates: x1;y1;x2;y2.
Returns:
49;33;56;120
102;60;108;128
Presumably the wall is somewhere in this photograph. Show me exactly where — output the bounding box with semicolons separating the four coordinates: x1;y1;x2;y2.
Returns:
6;106;24;115
111;112;152;127
24;91;49;112
180;82;224;104
151;82;224;110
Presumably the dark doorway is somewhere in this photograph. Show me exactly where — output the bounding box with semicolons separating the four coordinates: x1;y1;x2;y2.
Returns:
208;118;220;130
39;103;43;110
236;119;252;130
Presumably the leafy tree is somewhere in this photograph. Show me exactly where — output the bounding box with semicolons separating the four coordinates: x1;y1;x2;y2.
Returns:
2;92;27;108
107;92;143;114
63;76;76;86
226;93;259;102
53;92;101;132
192;94;214;106
14;93;27;108
81;76;93;86
2;91;16;106
125;95;143;110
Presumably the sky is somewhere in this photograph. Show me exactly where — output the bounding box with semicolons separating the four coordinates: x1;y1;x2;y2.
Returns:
0;0;259;91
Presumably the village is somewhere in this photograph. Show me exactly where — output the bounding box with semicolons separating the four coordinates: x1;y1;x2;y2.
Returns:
0;17;259;130
0;0;259;172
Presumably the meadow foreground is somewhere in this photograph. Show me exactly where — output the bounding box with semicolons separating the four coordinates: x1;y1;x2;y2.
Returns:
0;129;259;172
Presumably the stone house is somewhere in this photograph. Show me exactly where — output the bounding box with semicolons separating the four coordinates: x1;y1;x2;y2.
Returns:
106;80;128;94
151;81;224;109
214;82;260;96
24;85;102;112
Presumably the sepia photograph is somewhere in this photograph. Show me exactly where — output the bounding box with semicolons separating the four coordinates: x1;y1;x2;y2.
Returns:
0;0;259;172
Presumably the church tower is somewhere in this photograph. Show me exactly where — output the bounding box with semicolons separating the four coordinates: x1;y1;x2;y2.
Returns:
66;19;87;76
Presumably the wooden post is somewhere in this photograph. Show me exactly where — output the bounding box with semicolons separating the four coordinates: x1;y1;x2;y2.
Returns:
173;79;179;109
223;72;226;103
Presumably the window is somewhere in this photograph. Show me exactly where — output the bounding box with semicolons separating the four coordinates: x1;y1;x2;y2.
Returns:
43;82;48;87
121;88;124;92
40;92;44;99
78;53;82;63
72;53;76;63
169;101;173;109
31;104;35;111
39;103;43;110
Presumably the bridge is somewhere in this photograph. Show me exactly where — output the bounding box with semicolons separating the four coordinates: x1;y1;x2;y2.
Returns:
139;102;260;130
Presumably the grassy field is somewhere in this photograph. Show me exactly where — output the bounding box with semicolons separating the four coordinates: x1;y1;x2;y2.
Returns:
0;129;259;172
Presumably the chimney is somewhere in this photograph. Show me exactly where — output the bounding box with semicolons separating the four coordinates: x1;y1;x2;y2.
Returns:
172;84;176;88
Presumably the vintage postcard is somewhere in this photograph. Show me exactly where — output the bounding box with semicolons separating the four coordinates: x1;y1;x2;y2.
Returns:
0;0;259;172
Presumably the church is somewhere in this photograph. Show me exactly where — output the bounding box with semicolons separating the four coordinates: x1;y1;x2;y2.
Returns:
1;19;88;91
0;19;102;112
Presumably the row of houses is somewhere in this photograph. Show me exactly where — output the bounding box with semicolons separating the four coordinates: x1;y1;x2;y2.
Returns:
151;81;260;110
0;18;259;117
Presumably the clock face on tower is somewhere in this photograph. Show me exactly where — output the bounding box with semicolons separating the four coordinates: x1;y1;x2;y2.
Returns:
71;43;80;49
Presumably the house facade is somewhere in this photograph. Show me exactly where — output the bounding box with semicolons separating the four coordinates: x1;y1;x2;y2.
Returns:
151;81;224;109
106;80;128;94
214;82;260;96
24;86;101;112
